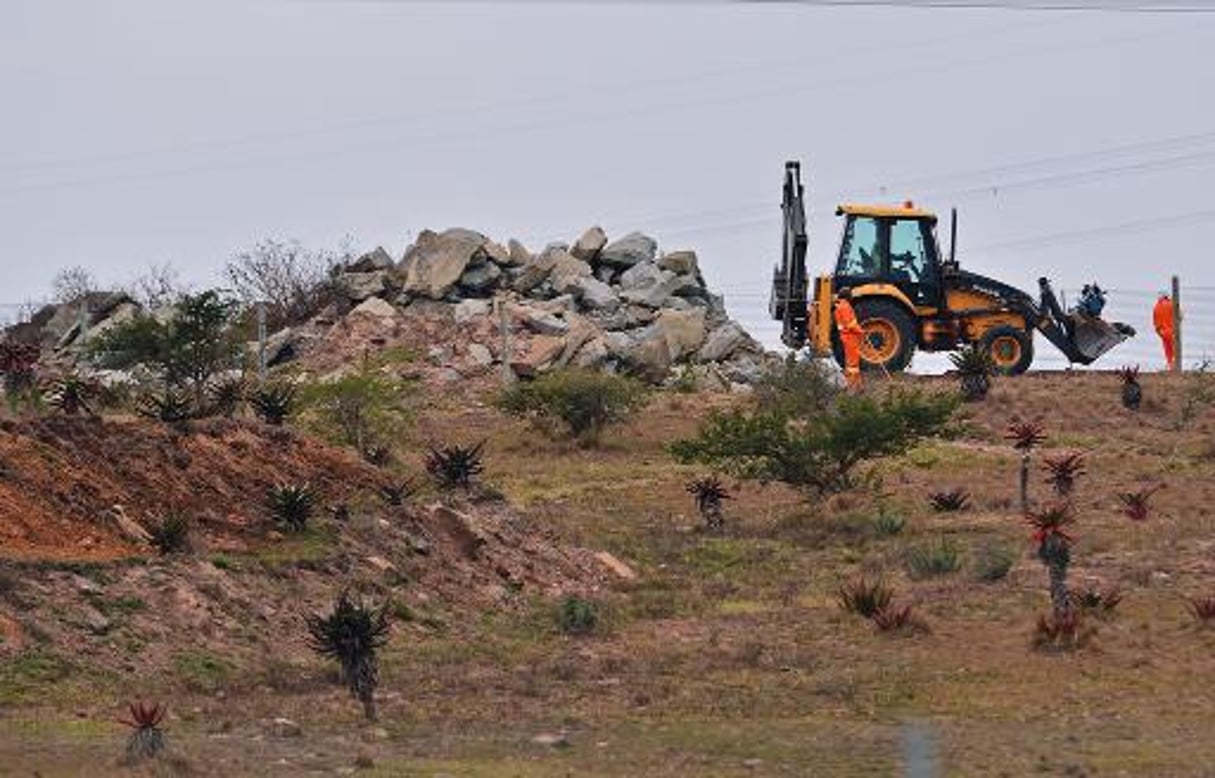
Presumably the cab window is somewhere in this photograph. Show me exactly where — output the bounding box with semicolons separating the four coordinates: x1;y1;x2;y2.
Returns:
837;216;881;278
888;219;929;284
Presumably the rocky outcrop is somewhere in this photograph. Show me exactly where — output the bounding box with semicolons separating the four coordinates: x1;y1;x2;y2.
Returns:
5;226;772;389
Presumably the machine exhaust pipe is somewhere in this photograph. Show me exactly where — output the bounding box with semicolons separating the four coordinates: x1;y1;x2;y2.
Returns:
949;207;958;267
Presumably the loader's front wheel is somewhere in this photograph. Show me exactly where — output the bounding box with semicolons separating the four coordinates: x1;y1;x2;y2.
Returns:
980;325;1034;375
832;298;917;373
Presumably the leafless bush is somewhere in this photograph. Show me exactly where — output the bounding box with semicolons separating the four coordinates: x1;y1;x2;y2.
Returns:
225;237;355;328
51;266;97;304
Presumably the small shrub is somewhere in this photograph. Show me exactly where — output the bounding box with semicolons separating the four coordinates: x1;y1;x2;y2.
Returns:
305;592;389;720
871;512;906;537
0;341;41;410
1033;609;1093;651
753;355;841;417
558;596;598;635
928;489;971;512
425;441;485;490
686;475;730;532
1187;596;1215;625
495;368;648;442
837;577;894;618
147;512;191;555
905;537;962;579
1043;451;1086;497
137;388;193;424
267;483;316;532
870;603;926;634
974;541;1016;582
119;700;167;763
671;387;959;496
296;368;411;458
1070;586;1123;618
1119;484;1163;521
249;383;295;425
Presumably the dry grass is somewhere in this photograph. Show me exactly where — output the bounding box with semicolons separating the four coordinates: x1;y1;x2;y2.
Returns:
4;372;1215;774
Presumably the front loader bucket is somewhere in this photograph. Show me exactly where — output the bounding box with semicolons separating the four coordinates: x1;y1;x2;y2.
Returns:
1068;315;1136;363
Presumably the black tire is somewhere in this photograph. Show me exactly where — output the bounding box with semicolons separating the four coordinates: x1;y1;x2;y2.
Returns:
831;298;917;373
979;325;1034;375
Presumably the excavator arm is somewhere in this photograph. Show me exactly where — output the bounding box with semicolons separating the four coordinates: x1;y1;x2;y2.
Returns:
769;161;809;349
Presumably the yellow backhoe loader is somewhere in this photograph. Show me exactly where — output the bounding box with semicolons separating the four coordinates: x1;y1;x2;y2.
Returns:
769;161;1135;373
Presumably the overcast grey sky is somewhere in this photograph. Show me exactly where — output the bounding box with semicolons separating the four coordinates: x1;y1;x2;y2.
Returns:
3;0;1214;367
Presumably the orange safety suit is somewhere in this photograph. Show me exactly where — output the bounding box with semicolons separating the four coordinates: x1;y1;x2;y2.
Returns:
1153;295;1175;370
834;297;865;388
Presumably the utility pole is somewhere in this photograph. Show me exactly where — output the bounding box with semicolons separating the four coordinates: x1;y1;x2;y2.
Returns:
1172;275;1182;374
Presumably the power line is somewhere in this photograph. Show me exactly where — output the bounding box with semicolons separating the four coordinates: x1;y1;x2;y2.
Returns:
737;0;1215;11
2;12;1204;198
0;14;1056;176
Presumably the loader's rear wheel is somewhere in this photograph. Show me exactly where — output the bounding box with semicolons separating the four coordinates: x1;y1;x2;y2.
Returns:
980;325;1034;375
832;298;917;373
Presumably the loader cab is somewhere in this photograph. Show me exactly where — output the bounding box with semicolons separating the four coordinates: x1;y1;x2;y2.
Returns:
834;205;944;309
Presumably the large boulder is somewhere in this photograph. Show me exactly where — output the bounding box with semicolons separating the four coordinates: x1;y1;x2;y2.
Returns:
599;232;657;269
697;321;755;362
617;263;682;308
458;261;502;294
571;226;608;262
571;276;619;311
395;228;487;299
657;250;699;277
510;252;559;295
648;308;708;362
510;335;566;378
346;247;394;273
548;252;594;296
506;239;532;267
337;271;390;302
606;308;707;382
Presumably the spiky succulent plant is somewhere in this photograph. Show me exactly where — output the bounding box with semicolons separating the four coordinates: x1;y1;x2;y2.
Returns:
118;700;167;762
686;475;731;532
1116;365;1142;410
1027;501;1076;616
837;577;894;618
41;372;101;416
1119;484;1163;521
425;441;486;490
950;345;996;402
249;383;295;426
306;592;390;720
1005;420;1047;452
267;483;316;532
928;489;971;512
379;479;415;507
206;376;246;418
1043;451;1087;497
137;388;193;424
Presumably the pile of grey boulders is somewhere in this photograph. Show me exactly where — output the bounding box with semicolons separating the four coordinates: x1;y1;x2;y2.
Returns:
4;227;775;391
323;226;772;387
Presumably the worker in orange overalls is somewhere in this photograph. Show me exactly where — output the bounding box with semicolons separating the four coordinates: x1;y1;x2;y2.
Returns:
834;287;865;390
1153;292;1175;370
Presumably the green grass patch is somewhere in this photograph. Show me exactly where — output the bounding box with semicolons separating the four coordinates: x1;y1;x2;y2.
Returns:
173;650;232;693
0;651;75;705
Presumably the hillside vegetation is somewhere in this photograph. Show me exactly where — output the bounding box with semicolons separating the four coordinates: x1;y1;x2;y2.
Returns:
2;361;1215;775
